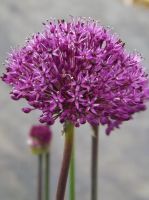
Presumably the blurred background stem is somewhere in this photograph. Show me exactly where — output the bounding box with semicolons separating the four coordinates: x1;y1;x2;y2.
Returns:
91;125;99;200
38;154;43;200
45;152;50;200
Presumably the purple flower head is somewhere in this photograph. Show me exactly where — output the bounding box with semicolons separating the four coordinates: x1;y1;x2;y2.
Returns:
2;17;149;134
29;125;52;145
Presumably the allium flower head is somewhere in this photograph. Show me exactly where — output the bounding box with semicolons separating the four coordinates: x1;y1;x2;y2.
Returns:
28;125;52;154
2;17;149;134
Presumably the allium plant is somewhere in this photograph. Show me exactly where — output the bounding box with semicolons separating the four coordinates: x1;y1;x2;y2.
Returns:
28;125;52;200
2;17;149;134
2;17;149;200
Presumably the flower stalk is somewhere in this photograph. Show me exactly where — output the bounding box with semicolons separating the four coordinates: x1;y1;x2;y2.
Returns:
91;125;99;200
38;154;43;200
69;142;75;200
56;122;74;200
44;152;50;200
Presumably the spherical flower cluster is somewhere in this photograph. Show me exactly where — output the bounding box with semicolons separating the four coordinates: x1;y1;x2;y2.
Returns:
2;17;149;134
28;125;52;154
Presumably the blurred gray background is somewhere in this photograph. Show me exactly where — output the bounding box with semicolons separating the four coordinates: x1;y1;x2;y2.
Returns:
1;0;149;199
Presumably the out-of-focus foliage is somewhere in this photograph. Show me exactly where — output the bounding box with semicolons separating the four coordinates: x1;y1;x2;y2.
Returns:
123;0;149;7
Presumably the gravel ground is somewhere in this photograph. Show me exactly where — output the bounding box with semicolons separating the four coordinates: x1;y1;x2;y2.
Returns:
1;0;149;199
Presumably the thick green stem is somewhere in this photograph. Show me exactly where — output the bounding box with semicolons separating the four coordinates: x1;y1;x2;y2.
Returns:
38;154;43;200
91;125;99;200
69;142;75;200
56;122;74;200
45;152;50;200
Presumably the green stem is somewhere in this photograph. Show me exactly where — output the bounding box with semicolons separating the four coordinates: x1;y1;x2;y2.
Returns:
38;154;43;200
45;152;50;200
56;122;74;200
69;141;75;200
91;125;99;200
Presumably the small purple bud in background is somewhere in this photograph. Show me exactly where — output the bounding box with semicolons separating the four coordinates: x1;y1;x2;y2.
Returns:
28;125;52;154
